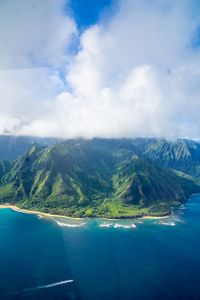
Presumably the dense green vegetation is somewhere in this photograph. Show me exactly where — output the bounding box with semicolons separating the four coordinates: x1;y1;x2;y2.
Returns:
0;138;199;218
133;138;200;181
0;160;11;181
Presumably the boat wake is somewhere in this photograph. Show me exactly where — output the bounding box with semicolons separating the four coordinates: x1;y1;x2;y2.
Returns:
28;279;74;291
9;279;74;295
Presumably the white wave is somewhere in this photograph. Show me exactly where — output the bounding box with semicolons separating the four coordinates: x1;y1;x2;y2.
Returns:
37;215;45;219
172;217;181;222
136;220;144;224
159;221;176;226
180;206;186;210
130;223;136;228
56;221;86;228
99;223;113;228
113;223;136;229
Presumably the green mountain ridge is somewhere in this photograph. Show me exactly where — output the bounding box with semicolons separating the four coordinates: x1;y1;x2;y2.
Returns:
0;138;199;218
0;161;11;181
133;138;200;181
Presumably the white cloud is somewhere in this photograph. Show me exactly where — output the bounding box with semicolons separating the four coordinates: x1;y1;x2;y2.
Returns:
0;0;200;139
0;67;67;137
0;0;76;135
0;0;77;69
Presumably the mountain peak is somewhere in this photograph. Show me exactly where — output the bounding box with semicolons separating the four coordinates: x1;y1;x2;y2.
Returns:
0;138;199;218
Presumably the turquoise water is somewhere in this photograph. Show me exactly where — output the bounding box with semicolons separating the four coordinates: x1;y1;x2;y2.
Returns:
1;195;200;300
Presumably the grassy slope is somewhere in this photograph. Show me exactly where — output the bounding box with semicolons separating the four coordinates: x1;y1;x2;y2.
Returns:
0;139;199;218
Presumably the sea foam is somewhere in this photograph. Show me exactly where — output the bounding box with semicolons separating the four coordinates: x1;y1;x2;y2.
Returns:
158;221;176;226
113;223;136;229
99;222;136;229
55;221;86;228
99;223;113;228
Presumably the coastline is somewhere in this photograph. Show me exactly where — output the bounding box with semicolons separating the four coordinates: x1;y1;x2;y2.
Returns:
141;215;169;220
100;215;169;221
0;205;83;221
0;204;169;221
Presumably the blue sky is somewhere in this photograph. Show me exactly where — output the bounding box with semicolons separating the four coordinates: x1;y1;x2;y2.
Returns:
68;0;114;28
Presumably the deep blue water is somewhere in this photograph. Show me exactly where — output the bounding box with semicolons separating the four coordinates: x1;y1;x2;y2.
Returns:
1;195;200;300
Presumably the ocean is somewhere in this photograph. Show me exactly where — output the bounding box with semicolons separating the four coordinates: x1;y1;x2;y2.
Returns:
1;195;200;300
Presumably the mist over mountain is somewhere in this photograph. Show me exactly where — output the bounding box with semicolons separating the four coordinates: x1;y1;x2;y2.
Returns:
0;135;63;161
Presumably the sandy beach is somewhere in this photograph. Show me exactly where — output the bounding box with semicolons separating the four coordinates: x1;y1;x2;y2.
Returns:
0;204;169;221
0;204;82;220
141;215;169;220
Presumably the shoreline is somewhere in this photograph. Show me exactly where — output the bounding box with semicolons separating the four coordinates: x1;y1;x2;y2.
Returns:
0;204;169;221
0;205;83;221
100;215;169;221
